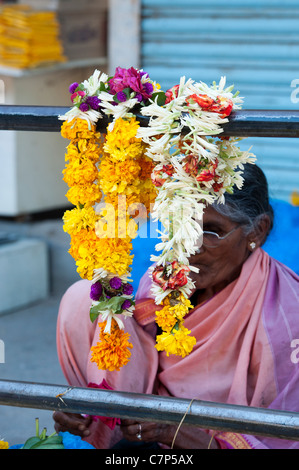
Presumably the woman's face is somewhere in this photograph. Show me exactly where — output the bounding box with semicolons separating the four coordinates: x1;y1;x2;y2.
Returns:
189;205;252;294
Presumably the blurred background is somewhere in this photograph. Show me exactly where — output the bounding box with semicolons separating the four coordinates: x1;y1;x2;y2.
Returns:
0;0;298;446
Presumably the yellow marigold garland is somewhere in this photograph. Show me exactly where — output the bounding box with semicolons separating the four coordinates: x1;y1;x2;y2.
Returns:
89;117;154;370
61;119;103;280
61;102;156;370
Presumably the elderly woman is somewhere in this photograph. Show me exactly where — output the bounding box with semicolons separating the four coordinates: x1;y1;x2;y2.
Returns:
53;163;299;449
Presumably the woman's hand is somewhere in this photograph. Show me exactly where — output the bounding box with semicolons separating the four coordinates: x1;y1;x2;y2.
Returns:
53;411;92;438
119;419;219;449
120;419;173;445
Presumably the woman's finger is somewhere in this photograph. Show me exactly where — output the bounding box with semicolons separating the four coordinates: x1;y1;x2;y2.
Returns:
53;411;92;436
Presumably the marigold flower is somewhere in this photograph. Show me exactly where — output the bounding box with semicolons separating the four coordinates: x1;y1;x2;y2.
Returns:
104;117;144;162
155;306;177;332
155;324;196;357
136;155;155;180
65;183;102;207
63;158;99;186
61;119;97;141
90;320;133;371
63;206;99;235
0;440;9;449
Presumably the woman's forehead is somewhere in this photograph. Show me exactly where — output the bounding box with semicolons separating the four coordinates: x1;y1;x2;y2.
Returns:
203;205;232;226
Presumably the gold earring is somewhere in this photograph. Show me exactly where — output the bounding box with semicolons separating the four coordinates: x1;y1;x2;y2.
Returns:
249;241;256;250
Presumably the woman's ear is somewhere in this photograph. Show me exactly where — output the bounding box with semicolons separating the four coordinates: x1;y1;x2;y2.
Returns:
247;215;271;251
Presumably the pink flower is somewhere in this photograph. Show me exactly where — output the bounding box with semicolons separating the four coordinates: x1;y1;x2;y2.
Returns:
87;380;121;429
108;67;153;101
71;90;86;104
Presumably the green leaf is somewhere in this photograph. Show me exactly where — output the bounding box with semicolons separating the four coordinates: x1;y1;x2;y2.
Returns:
90;296;132;322
36;444;65;449
151;91;166;106
30;435;63;449
21;436;41;449
98;81;107;93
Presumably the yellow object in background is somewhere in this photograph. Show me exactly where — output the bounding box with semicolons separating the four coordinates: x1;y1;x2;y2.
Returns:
0;4;66;68
291;191;299;206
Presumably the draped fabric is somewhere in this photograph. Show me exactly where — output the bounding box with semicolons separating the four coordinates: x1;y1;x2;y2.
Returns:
56;248;299;449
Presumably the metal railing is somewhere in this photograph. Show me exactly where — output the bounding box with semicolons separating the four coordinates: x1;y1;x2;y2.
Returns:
1;105;299;137
0;379;299;441
0;104;299;443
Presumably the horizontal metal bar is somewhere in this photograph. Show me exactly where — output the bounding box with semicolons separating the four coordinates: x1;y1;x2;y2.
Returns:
0;379;299;441
1;105;299;137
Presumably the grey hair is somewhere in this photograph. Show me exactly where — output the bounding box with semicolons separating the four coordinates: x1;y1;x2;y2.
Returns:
212;163;274;243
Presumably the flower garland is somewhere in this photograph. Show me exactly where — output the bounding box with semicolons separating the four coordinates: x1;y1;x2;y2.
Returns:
136;76;255;356
59;68;159;371
59;67;255;370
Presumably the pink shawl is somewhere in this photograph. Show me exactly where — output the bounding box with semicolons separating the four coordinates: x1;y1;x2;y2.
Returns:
56;248;299;449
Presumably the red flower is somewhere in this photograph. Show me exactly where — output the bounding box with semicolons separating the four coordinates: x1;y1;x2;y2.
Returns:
183;155;199;177
212;181;224;192
152;265;167;289
151;164;174;187
196;159;218;182
208;96;233;117
152;261;190;291
87;380;121;429
165;84;180;104
186;93;214;109
168;261;190;289
186;94;233;118
162;164;174;176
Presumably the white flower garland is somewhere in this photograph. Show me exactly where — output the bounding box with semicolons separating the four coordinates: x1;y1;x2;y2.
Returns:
137;76;256;305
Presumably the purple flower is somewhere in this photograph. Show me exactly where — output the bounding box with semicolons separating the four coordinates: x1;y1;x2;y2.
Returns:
109;277;122;290
121;299;132;310
143;82;153;96
139;71;149;79
123;284;133;295
85;96;101;110
79;102;89;112
69;82;79;94
116;91;127;102
135;93;143;102
90;282;103;301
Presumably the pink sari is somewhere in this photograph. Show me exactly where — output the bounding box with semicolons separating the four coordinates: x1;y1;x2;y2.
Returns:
56;248;299;449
